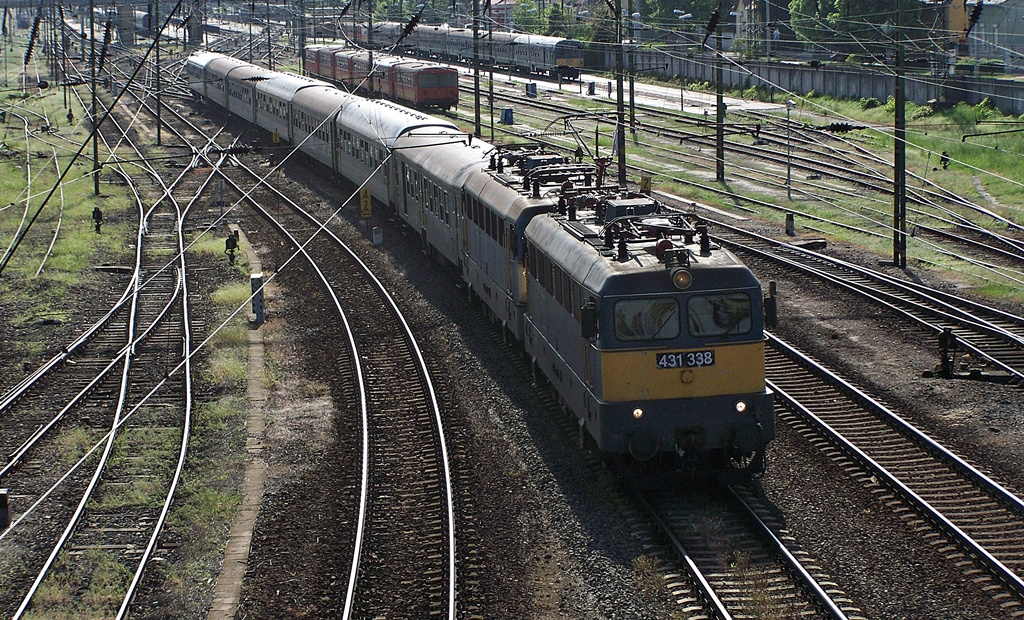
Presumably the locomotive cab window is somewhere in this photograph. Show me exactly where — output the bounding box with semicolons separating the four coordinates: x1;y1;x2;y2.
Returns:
614;298;680;342
687;293;752;337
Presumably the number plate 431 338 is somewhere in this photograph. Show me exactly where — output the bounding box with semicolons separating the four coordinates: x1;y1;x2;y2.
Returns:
656;350;715;369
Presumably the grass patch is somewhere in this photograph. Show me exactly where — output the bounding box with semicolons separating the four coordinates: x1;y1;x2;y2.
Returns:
196;395;246;433
26;549;133;619
204;350;247;388
302;379;330;398
87;425;180;510
632;554;666;595
210;281;253;307
212;323;249;348
55;426;102;466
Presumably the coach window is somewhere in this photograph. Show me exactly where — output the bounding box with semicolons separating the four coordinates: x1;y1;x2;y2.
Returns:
539;253;550;291
561;272;573;313
508;223;517;255
614;298;680;342
554;266;564;305
538;252;549;290
687;293;752;337
570;282;580;319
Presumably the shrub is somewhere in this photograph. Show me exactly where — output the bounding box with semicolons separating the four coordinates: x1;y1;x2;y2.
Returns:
974;97;997;112
859;97;882;110
948;101;992;130
908;103;934;121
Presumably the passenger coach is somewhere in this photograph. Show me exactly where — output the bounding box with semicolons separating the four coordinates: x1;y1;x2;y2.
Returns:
305;45;459;109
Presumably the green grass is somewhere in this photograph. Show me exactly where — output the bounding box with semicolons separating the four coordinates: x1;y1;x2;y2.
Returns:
204;349;248;388
210;281;253;307
26;549;133;619
0;40;135;386
56;426;103;467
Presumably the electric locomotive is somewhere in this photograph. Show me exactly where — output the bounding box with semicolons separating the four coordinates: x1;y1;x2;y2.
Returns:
185;52;772;474
523;196;774;472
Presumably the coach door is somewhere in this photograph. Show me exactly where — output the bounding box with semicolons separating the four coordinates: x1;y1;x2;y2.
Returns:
503;220;515;297
400;162;411;217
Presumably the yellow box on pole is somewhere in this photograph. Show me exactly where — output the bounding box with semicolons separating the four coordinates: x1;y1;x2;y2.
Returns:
359;187;372;218
640;175;652;194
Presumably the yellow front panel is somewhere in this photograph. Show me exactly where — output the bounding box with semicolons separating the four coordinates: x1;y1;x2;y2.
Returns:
600;341;765;402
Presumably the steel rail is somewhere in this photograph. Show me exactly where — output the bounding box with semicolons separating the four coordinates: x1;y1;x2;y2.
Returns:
766;336;1024;597
12;263;167;620
725;485;850;620
631;489;733;620
224;152;458;619
768;332;1024;516
9;69;201;614
205;159;374;620
0;267;183;479
34;146;65;276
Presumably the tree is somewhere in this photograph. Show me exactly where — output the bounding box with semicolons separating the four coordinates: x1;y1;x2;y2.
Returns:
512;0;543;33
789;0;921;51
546;4;567;36
639;0;720;29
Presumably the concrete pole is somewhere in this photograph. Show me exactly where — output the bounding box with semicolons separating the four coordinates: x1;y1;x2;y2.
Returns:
615;0;626;186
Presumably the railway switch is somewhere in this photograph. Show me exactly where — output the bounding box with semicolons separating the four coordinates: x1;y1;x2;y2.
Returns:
925;328;1013;383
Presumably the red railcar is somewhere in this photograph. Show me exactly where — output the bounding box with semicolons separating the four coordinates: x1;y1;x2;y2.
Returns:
307;47;459;109
375;55;460;109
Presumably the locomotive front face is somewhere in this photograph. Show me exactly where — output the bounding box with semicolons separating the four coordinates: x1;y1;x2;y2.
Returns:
524;205;774;472
592;280;773;467
601;286;764;401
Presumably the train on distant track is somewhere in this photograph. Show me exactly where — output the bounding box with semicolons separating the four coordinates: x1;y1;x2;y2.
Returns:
304;45;460;109
340;21;585;79
186;51;774;474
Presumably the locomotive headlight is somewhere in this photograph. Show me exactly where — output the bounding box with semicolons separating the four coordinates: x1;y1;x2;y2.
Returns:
632;408;644;419
735;401;748;413
670;267;692;290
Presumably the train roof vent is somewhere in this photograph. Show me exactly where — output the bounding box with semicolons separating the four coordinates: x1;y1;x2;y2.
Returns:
522;154;565;170
564;220;598;240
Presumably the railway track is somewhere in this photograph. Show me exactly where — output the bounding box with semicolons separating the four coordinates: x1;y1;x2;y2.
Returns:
107;45;464;615
766;331;1024;607
705;220;1024;382
634;483;860;619
0;79;196;617
212;151;457;617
